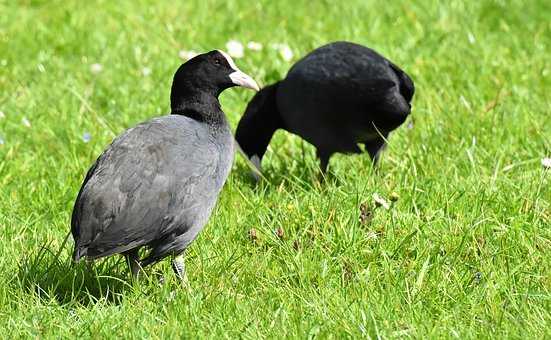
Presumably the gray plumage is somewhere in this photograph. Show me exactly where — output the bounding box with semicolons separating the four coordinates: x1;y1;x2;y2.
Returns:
71;115;233;266
71;50;258;277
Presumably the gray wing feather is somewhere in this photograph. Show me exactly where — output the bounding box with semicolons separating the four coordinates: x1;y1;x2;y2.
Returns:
72;115;225;260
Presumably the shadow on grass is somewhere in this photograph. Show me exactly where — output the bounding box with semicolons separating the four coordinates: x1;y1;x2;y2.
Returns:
16;240;133;306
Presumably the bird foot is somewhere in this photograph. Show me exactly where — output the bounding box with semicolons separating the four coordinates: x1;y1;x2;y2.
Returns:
125;251;143;280
172;255;190;288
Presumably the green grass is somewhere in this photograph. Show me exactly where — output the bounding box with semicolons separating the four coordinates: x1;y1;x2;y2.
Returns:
1;0;550;338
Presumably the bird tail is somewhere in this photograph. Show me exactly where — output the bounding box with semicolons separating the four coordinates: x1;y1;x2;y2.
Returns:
388;62;415;104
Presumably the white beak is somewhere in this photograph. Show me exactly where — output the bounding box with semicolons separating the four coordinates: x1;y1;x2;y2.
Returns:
229;70;260;91
218;49;259;91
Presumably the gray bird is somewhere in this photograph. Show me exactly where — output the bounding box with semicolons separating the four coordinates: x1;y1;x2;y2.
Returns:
235;41;414;176
71;50;259;281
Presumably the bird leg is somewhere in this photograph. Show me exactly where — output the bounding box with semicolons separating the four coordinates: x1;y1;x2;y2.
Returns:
85;258;95;273
125;249;142;279
316;149;332;178
172;254;188;286
364;137;387;166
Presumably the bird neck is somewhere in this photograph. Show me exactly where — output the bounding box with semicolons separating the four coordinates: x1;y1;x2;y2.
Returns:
171;91;226;126
235;83;283;160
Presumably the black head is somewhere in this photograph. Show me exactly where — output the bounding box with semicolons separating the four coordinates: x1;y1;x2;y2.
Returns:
171;50;259;111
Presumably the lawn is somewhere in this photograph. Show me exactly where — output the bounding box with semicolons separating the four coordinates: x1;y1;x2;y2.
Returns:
0;0;550;338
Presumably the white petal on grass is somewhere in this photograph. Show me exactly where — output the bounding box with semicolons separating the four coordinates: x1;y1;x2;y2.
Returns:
247;41;263;51
82;132;91;143
90;63;103;74
226;40;244;58
22;117;31;127
271;43;294;61
279;45;294;61
542;157;551;169
366;231;379;240
141;67;151;77
178;50;198;61
37;64;46;73
372;193;391;210
467;32;476;44
0;111;4;119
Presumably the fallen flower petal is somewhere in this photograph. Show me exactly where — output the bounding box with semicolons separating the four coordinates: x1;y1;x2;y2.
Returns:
90;63;102;74
247;41;263;51
373;193;390;210
22;117;31;127
82;132;91;143
141;67;151;77
226;40;244;58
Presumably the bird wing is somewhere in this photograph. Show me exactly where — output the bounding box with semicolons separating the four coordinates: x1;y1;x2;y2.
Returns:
71;115;221;260
356;77;397;103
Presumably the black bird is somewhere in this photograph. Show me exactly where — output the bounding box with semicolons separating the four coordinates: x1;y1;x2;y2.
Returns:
235;41;414;176
71;50;259;281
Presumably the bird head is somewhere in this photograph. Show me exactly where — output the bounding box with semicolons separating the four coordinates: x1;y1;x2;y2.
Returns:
171;50;258;106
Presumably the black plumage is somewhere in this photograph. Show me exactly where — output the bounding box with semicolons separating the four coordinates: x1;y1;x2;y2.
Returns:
71;50;258;279
235;41;415;175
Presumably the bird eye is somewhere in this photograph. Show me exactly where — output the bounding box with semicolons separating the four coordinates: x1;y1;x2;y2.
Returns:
214;59;221;66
